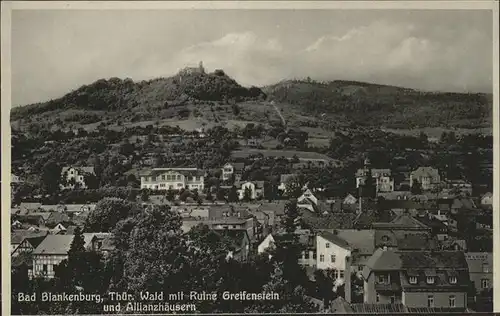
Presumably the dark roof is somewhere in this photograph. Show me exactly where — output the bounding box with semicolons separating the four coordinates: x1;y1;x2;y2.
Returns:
398;251;468;270
396;234;437;251
374;230;398;248
350;303;407;313
362;249;402;279
317;231;351;250
25;236;47;249
372;213;430;230
46;212;71;224
330;297;353;313
336;229;375;255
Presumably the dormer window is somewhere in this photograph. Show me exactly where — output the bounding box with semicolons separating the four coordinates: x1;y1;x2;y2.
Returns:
449;276;457;284
409;276;418;284
382;235;389;242
426;276;435;284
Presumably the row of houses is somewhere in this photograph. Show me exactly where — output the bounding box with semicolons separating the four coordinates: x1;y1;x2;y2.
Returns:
257;213;492;310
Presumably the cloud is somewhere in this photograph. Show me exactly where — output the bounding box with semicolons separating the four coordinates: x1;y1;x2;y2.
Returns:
148;21;492;93
11;15;492;106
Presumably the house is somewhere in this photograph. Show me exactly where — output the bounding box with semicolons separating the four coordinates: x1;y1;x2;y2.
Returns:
17;214;46;227
371;214;432;250
480;193;492;206
237;181;264;200
221;162;245;181
11;231;49;256
447;180;473;196
414;213;449;241
60;166;96;189
139;168;205;191
258;230;316;268
356;167;394;193
277;174;297;193
11;235;47;257
46;212;71;228
215;229;251;261
298;189;318;206
182;209;256;241
464;252;492;294
12;173;22;183
343;194;357;205
32;233;102;278
410;167;440;191
336;229;376;273
362;249;469;309
316;231;352;282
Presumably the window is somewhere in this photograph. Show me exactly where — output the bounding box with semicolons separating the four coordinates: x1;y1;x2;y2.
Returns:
305;252;310;259
376;293;380;303
378;274;387;284
320;255;324;262
482;263;489;273
390;296;396;304
481;279;490;289
449;295;456;307
409;276;417;284
382;235;389;242
449;276;457;284
427;295;434;307
42;264;48;272
162;175;166;180
426;276;435;284
325;243;330;248
333;270;339;279
331;255;336;263
358;265;363;271
313;253;317;259
340;270;344;278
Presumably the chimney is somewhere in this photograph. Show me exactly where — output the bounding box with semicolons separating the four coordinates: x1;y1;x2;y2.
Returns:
344;256;352;303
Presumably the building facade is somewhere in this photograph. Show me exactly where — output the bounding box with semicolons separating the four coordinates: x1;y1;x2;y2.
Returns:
60;167;95;190
140;168;205;191
410;167;441;191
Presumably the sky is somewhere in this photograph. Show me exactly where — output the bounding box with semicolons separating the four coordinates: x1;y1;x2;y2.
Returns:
11;8;493;106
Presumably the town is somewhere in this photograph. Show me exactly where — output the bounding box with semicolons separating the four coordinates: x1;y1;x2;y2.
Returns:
10;102;493;313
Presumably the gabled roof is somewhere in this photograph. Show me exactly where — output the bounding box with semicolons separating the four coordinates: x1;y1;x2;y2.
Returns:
362;248;402;279
411;167;439;178
372;214;429;230
336;229;375;255
33;233;97;255
224;162;245;171
317;231;351;250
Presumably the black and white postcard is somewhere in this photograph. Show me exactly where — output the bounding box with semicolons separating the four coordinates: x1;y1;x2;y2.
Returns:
1;1;499;315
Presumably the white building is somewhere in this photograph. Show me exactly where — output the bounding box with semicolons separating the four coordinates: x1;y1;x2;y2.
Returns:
316;231;352;282
237;181;264;200
60;167;95;189
221;162;245;181
140;168;205;191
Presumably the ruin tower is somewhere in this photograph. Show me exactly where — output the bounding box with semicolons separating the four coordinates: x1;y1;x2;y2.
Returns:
199;61;205;74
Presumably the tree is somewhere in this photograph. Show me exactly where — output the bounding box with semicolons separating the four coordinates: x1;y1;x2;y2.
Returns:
228;186;239;202
166;189;176;201
84;198;142;232
84;173;99;190
282;199;300;234
243;187;253;201
140;189;150;202
41;160;61;194
411;179;423;194
285;176;305;199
